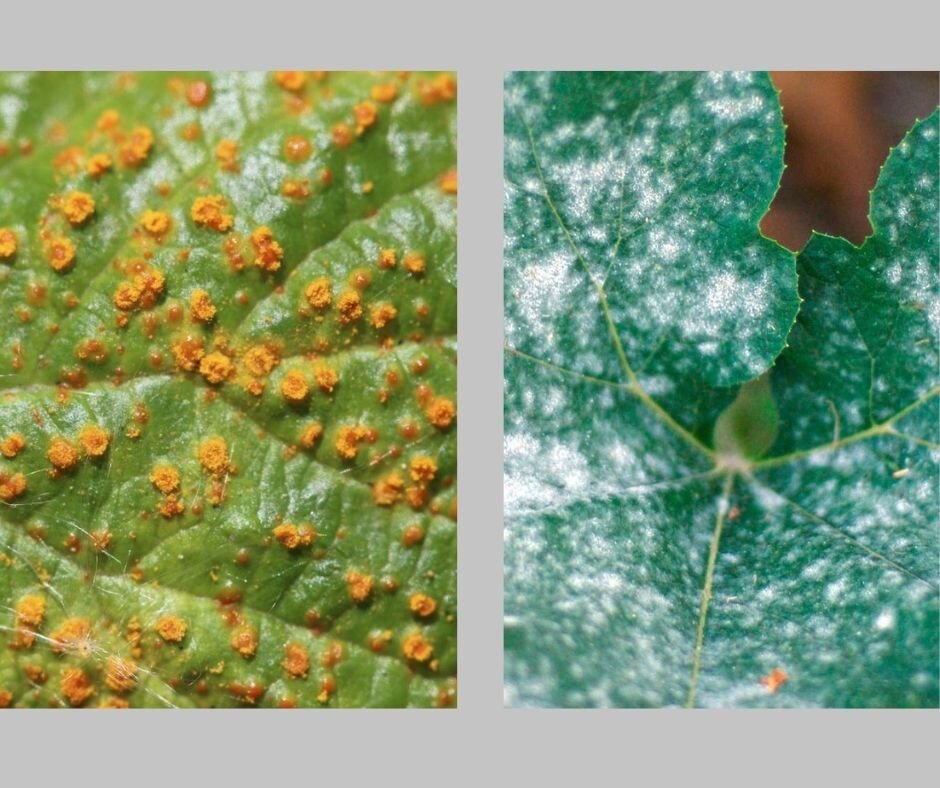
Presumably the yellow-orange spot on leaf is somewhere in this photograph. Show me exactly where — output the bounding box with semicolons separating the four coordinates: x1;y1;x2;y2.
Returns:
759;668;789;694
274;71;307;92
155;615;187;643
90;528;112;552
409;455;438;483
439;168;457;194
86;152;113;178
304;277;332;310
189;288;217;323
346;571;374;603
313;363;338;394
426;396;456;429
282;642;309;678
283;135;313;162
215;138;239;172
377;248;397;269
372;472;405;506
0;472;27;502
46;236;75;272
402;524;425;547
119;126;154;168
331;123;352;149
191;195;233;232
336;290;362;324
402;631;433;662
281;178;311;199
62;191;95;226
60;667;94;707
51;618;92;656
15;595;45;629
96;109;120;131
353;101;378;135
280;369;309;402
409;593;437;618
243;345;279;377
171;335;205;371
419;73;457;106
47;437;80;470
197;437;229;476
158;494;185;519
199;351;235;385
405;485;428;510
186;79;211;108
371;82;398;103
105;657;138;693
299;422;323;449
0;228;18;259
404;252;426;275
249;225;284;272
335;425;365;460
78;424;110;457
370;302;397;329
150;464;180;494
230;626;258;658
139;209;171;238
273;523;318;550
0;433;25;458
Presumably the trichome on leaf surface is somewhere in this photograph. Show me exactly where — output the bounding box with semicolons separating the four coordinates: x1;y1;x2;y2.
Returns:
0;71;457;708
504;71;938;708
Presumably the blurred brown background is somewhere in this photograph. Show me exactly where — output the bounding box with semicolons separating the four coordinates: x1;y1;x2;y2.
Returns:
761;71;939;251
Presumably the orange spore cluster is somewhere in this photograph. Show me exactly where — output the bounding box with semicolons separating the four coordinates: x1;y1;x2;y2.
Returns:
439;169;458;194
86;153;113;177
409;593;437;618
170;335;205;371
215;139;239;171
313;363;338;394
60;667;95;707
371;82;398;103
119;126;154;168
150;464;181;494
336;290;363;324
280;369;309;402
197;436;230;476
50;617;92;655
370;302;397;329
155;615;187;643
272;523;317;550
353;101;378;136
401;631;433;662
46;236;76;272
199;351;236;385
346;571;374;603
230;625;258;658
0;472;27;501
61;191;95;225
334;424;368;460
404;252;426;275
189;288;217;323
47;436;80;470
426;396;456;429
274;71;307;92
419;73;457;106
282;642;310;678
409;455;438;482
304;277;332;310
0;228;18;259
372;472;405;506
139;209;172;237
105;657;138;693
250;226;283;272
299;422;323;449
191;195;233;232
78;425;110;457
759;668;790;694
243;345;278;377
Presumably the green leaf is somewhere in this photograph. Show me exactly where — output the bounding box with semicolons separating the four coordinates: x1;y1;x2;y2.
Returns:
0;71;457;708
503;72;938;708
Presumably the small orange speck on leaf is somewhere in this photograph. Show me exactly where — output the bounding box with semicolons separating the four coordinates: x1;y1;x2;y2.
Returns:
86;152;113;177
346;571;374;604
759;668;789;694
353;101;378;135
199;351;236;385
336;290;363;324
402;631;433;662
155;615;187;643
313;363;338;394
150;464;181;494
331;123;353;149
304;277;332;310
139;209;172;237
274;71;307;92
426;396;456;429
402;524;425;547
249;225;284;272
78;425;110;457
280;369;309;402
0;228;18;259
0;433;25;458
404;252;426;275
191;195;233;232
60;667;95;707
215;138;239;171
371;82;398;103
439;168;457;194
62;191;96;225
230;625;259;658
283;135;313;162
273;523;318;550
46;236;76;272
186;79;211;108
47;437;80;470
189;288;217;323
409;593;437;618
282;642;310;678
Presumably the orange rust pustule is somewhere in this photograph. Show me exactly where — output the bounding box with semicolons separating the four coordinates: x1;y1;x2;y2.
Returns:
272;523;317;550
191;195;233;232
346;571;374;603
250;226;284;272
47;437;80;470
78;425;110;457
402;631;434;662
155;615;187;643
282;642;310;678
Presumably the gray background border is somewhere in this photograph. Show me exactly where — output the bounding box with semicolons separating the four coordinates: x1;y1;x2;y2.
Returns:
1;1;937;783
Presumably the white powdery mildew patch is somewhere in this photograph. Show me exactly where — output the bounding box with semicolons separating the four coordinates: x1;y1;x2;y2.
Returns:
225;137;290;225
123;158;181;216
0;93;25;139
